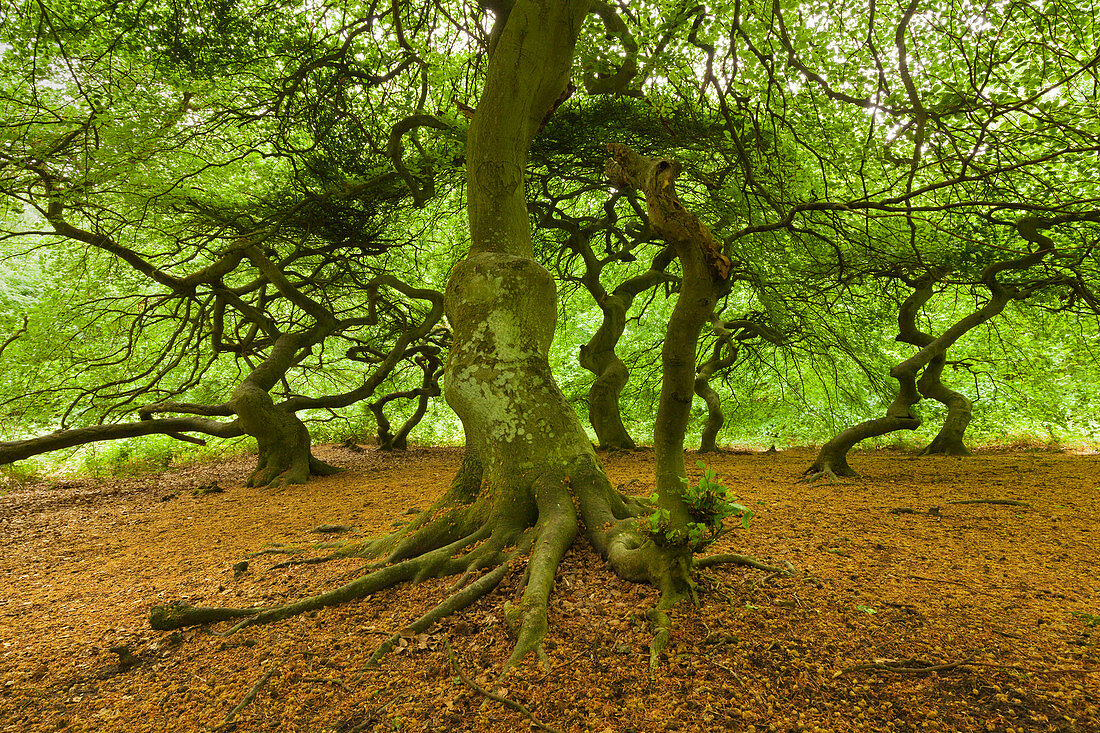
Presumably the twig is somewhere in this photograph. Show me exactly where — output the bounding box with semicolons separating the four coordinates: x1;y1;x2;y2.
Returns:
948;499;1029;507
962;660;1100;675
244;547;306;559
695;553;795;575
833;654;975;678
302;676;353;692
834;655;1099;677
445;638;562;733
218;664;280;726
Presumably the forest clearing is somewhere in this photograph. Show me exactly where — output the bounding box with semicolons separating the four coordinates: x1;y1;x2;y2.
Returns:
1;445;1096;733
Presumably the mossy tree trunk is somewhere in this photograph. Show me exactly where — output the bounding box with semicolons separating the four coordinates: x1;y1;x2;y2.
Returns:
606;144;733;658
917;357;973;456
149;0;784;673
222;327;337;486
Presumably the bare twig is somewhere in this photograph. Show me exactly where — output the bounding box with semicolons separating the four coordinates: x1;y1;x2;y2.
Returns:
445;638;562;733
962;660;1100;675
301;676;353;692
695;553;795;575
218;663;280;726
835;655;1099;677
833;655;976;677
948;499;1030;507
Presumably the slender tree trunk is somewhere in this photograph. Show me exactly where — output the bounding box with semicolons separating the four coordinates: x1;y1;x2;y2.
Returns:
605;145;733;660
695;334;733;453
391;362;442;450
580;294;637;449
893;279;974;456
371;349;443;450
371;397;398;450
577;249;673;450
917;356;973;455
807;277;1013;478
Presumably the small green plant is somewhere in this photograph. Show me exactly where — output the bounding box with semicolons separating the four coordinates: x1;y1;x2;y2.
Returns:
1071;611;1100;627
640;461;753;552
856;604;877;615
1;461;41;494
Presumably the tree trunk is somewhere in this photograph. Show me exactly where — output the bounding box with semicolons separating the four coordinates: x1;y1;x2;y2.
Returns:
917;355;973;455
576;247;673;450
233;383;320;486
605;144;733;668
443;0;652;669
149;0;754;672
695;334;733;454
808;273;1016;479
579;294;637;449
805;284;933;478
893;279;973;456
231;332;338;487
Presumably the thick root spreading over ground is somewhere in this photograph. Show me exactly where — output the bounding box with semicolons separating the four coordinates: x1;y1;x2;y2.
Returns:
149;453;787;673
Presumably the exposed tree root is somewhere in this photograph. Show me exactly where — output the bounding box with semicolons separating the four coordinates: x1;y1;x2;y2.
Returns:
798;467;849;484
244;547;306;559
360;538;531;673
150;451;762;677
150;603;266;630
503;472;578;672
270;554;341;570
446;638;563;733
647;589;678;675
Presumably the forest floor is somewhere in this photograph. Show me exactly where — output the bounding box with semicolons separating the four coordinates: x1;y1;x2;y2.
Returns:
0;445;1097;733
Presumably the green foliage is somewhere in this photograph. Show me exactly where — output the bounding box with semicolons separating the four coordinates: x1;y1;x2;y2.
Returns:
3;0;1100;472
1071;611;1100;628
0;460;41;494
641;461;752;552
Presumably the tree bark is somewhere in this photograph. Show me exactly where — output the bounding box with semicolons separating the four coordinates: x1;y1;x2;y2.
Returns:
806;253;1040;478
370;348;443;450
694;317;784;453
444;0;646;668
892;280;974;456
606;145;732;665
580;309;637;449
917;355;973;456
229;332;339;486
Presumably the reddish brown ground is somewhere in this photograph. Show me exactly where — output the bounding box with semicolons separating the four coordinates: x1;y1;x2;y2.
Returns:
0;446;1097;733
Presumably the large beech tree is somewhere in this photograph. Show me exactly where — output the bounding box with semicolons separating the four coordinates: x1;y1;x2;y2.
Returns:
4;0;1100;680
149;0;782;671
